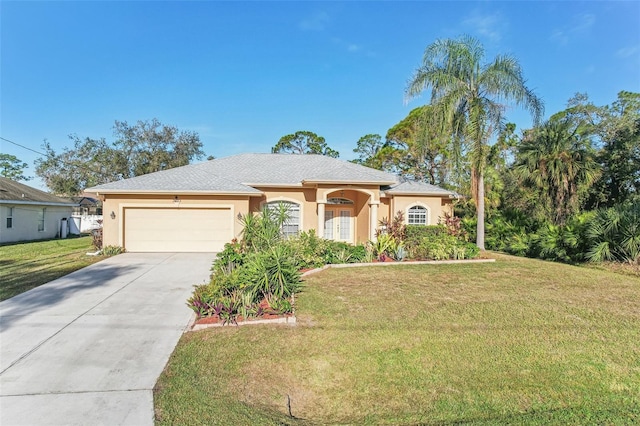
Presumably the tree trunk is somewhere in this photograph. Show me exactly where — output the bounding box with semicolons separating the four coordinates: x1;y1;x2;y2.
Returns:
476;171;486;250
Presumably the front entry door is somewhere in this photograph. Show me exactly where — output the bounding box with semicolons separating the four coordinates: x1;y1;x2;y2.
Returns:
324;208;353;243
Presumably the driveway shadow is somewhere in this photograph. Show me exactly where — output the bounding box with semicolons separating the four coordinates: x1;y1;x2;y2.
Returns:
0;262;142;330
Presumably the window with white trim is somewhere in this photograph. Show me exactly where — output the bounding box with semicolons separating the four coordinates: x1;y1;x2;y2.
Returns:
407;205;428;225
38;208;46;232
264;201;300;238
6;207;14;229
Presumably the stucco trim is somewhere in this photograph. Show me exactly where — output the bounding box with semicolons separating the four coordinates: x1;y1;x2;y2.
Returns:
317;187;378;203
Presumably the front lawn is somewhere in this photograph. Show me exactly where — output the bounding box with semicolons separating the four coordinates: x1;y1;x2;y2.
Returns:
0;236;103;301
154;254;640;425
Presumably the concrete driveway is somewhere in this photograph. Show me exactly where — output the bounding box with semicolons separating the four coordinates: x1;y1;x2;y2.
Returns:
0;252;215;426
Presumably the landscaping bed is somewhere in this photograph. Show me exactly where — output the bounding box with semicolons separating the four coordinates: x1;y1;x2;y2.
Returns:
187;207;481;326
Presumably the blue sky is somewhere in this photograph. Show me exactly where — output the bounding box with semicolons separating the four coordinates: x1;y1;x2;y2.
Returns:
2;1;639;190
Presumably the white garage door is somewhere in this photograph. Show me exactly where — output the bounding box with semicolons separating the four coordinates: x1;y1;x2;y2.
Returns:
124;208;233;252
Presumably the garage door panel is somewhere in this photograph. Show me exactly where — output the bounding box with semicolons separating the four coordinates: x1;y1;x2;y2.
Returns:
124;208;232;252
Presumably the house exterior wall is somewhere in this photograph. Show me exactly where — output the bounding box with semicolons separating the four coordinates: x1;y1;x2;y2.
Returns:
250;187;318;233
379;197;392;223
98;189;455;250
391;196;454;225
101;194;252;248
0;204;74;243
317;185;380;243
252;186;380;243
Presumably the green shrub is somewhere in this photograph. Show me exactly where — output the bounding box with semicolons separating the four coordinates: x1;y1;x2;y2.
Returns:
283;231;367;267
405;225;447;251
241;244;302;300
411;233;479;260
212;239;246;274
587;200;640;264
530;214;592;263
101;245;125;256
369;233;403;261
284;230;328;269
187;282;221;317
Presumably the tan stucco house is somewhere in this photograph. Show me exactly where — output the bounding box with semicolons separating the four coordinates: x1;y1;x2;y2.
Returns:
86;153;457;252
0;177;77;244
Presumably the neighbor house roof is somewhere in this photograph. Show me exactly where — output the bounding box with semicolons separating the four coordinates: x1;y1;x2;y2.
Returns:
0;177;77;206
86;153;457;197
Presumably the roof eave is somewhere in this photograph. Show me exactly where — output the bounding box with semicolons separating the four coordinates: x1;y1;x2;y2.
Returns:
90;189;263;197
302;179;397;186
243;183;303;188
0;200;78;207
382;191;459;198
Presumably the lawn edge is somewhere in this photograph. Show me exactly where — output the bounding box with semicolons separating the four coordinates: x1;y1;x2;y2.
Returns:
301;258;496;277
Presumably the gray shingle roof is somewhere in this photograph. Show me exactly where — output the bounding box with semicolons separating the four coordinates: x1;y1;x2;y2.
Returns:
201;153;397;185
86;164;261;194
384;180;457;196
0;177;77;205
86;153;456;197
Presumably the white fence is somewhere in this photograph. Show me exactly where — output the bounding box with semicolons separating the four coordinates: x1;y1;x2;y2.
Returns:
71;214;103;233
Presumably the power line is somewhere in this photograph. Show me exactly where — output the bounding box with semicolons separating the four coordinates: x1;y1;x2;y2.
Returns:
0;136;48;157
0;136;114;185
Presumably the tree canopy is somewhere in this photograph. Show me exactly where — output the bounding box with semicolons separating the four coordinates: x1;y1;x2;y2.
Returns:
385;105;453;185
35;119;204;196
513;118;600;224
272;131;339;158
0;153;31;181
405;35;544;249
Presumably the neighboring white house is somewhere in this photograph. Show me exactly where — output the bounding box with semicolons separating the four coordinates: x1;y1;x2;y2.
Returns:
0;177;78;244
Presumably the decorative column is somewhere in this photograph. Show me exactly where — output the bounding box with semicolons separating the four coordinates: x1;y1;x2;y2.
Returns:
369;202;379;241
317;201;326;238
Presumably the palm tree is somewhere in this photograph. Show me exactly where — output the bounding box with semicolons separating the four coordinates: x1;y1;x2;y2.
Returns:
514;118;601;225
405;35;544;249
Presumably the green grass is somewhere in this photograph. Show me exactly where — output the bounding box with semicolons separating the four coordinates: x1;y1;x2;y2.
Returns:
0;236;104;301
154;254;640;425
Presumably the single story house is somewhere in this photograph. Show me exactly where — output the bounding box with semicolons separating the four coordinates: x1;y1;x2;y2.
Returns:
86;153;458;252
0;177;78;244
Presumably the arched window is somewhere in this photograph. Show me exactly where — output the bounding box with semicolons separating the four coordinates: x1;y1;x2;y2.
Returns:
407;205;428;225
264;201;301;237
